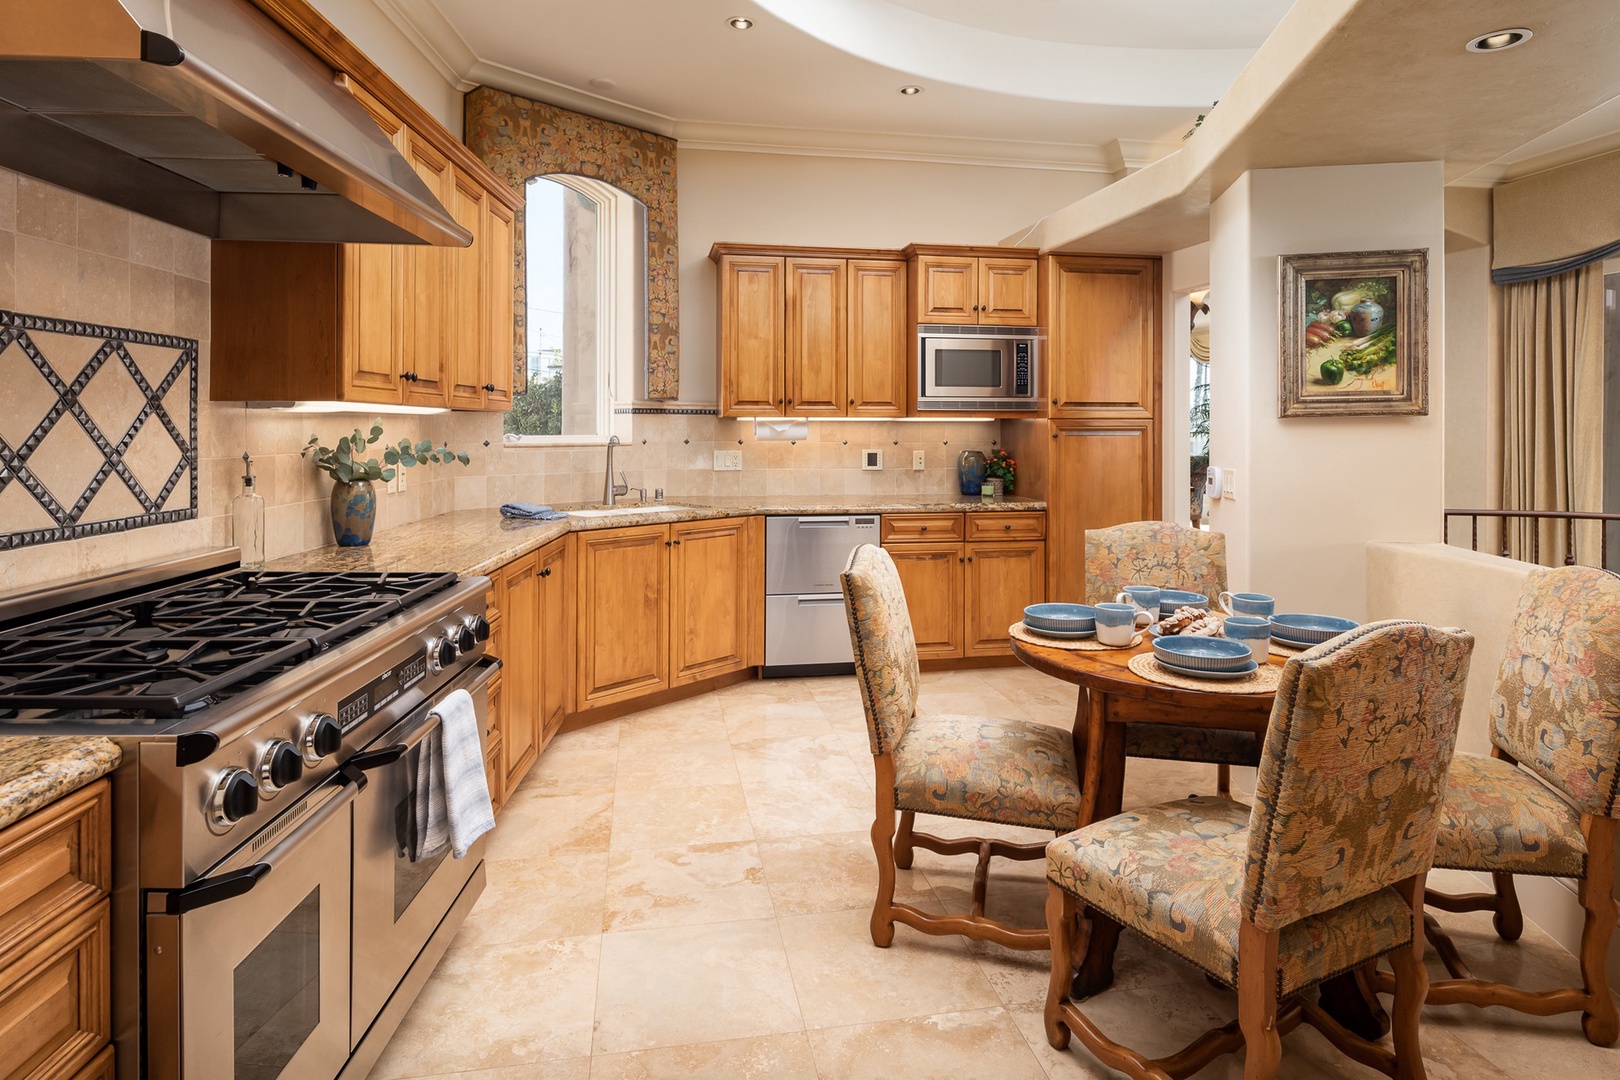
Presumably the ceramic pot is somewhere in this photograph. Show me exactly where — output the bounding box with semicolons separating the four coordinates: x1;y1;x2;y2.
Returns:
957;450;986;495
330;479;377;546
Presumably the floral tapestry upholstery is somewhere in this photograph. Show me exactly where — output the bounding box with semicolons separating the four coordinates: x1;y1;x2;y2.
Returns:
841;545;919;756
1487;566;1620;818
464;86;680;399
1124;723;1261;767
1434;752;1588;877
894;713;1081;831
1083;521;1229;605
1046;797;1414;998
1243;621;1474;932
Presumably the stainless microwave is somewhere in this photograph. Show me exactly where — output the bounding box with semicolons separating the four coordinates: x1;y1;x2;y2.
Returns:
917;324;1041;411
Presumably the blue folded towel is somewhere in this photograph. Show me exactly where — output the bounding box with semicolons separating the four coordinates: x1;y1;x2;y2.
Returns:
500;502;569;521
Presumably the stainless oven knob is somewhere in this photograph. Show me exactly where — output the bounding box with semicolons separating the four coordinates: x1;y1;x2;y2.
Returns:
210;768;259;829
257;739;304;796
300;713;343;766
463;614;491;643
425;635;457;674
449;621;477;653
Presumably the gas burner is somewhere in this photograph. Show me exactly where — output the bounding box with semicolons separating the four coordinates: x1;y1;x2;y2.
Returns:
0;569;458;719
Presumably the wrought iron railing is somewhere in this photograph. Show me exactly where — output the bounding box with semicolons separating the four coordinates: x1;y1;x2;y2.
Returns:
1442;508;1620;570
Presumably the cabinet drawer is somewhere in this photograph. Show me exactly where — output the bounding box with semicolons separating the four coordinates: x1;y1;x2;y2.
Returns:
0;900;110;1080
965;512;1045;541
70;1045;114;1080
0;781;110;972
880;513;964;543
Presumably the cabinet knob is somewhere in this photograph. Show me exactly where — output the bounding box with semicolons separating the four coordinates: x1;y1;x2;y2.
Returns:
1051;398;1058;405
665;540;672;547
540;567;551;577
1004;524;1012;530
849;398;854;405
958;556;965;563
483;383;497;392
673;539;682;546
967;556;973;563
777;397;784;404
920;526;928;532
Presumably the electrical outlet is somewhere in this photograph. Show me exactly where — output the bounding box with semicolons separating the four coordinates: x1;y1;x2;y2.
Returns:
712;449;742;471
385;474;398;494
396;466;408;492
911;450;926;471
862;449;883;471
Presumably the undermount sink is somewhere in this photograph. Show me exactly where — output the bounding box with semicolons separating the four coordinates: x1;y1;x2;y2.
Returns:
565;504;694;518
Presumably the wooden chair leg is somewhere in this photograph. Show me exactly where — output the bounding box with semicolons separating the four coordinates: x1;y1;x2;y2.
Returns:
894;810;916;869
1238;921;1282;1080
1045;883;1076;1050
1578;816;1619;1046
1490;872;1524;942
1217;763;1231;796
1390;877;1431;1080
869;758;898;948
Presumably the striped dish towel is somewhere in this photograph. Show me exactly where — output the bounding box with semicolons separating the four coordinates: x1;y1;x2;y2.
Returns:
412;688;495;861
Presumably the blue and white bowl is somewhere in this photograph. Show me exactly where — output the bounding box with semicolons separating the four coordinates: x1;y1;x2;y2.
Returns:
1269;613;1358;646
1023;603;1096;634
1151;634;1254;672
1158;589;1209;617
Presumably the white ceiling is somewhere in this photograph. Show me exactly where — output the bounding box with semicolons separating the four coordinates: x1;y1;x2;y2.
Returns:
376;0;1296;169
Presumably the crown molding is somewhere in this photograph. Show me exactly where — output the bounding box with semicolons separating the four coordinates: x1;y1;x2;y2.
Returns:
370;0;479;92
673;122;1117;172
462;59;679;137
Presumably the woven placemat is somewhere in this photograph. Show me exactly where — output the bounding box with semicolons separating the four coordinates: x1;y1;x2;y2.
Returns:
1010;622;1142;652
1127;652;1283;693
1269;638;1310;657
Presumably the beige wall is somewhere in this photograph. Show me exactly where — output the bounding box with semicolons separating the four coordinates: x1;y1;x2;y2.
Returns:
1161;241;1211;523
676;148;1105;405
1206;163;1448;620
307;0;464;135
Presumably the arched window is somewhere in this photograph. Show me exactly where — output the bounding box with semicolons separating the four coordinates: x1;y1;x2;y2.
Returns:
504;174;647;441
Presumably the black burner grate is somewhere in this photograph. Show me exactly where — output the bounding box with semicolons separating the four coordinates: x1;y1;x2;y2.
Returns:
0;569;457;718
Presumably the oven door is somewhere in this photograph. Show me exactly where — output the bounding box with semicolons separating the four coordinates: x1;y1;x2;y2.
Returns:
350;655;499;1042
146;774;358;1080
922;336;1010;398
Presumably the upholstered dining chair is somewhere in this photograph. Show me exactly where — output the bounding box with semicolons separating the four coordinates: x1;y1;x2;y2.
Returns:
1415;565;1620;1046
1044;620;1475;1080
1084;520;1255;792
841;543;1082;951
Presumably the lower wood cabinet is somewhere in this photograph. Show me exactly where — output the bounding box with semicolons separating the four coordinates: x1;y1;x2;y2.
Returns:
576;519;762;710
0;779;113;1080
883;513;1047;659
488;535;571;804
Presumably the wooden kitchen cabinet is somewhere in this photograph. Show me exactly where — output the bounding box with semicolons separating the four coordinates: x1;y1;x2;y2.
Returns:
1043;255;1159;418
536;537;572;746
882;513;1046;659
712;245;907;418
576;520;762;709
495;553;541;795
906;245;1038;327
210;80;521;411
483;674;505;817
0;779;113;1080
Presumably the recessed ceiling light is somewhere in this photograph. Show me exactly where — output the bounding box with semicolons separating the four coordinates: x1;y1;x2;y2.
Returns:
727;16;753;30
588;77;617;90
899;85;923;96
1466;27;1532;52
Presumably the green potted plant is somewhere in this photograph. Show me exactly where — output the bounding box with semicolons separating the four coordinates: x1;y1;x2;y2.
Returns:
302;422;470;546
984;448;1017;502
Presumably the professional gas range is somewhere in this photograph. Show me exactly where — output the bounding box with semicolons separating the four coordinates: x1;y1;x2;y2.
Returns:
0;550;498;1080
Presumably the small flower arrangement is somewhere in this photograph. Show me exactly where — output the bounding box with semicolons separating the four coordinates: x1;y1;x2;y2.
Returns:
985;448;1016;494
302;421;470;484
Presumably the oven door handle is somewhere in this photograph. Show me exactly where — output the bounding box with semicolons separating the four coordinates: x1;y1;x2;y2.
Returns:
347;743;408;772
159;776;363;915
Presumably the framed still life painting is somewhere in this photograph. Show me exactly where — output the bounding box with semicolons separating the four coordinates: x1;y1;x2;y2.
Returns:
1277;248;1428;417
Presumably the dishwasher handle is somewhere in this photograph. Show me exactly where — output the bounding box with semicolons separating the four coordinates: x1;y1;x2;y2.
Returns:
793;516;853;527
795;594;846;606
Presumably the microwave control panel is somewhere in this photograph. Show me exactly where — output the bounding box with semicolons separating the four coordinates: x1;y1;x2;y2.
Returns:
1013;341;1032;396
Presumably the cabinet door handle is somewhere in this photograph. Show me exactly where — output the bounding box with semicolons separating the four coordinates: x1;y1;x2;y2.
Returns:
539;567;551;577
483;383;497;392
673;539;682;546
849;398;854;405
1051;398;1058;405
665;540;672;547
1004;524;1012;530
967;556;973;562
920;526;928;532
958;556;964;563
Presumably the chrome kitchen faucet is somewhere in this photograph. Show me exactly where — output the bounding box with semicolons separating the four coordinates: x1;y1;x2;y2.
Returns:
603;435;628;506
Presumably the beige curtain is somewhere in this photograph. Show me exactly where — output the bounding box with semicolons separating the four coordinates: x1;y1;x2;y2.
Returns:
1499;264;1605;566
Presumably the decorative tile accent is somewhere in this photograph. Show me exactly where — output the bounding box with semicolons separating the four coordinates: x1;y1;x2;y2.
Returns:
0;310;197;551
464;86;680;400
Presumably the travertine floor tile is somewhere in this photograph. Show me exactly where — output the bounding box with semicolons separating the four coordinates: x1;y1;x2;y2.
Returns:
609;782;755;851
756;830;934;917
593;919;803;1053
604;840;775;931
615;736;739;791
742;775;874;839
806;1007;1047;1080
454;853;609;944
486;790;614;861
779;907;1002;1029
588;1032;818;1079
731;732;864;785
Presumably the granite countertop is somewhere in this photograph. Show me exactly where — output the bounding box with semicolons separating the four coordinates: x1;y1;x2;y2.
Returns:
269;495;1046;579
0;738;122;831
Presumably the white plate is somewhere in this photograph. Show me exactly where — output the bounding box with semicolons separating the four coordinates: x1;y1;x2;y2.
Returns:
1021;624;1095;640
1153;657;1260;681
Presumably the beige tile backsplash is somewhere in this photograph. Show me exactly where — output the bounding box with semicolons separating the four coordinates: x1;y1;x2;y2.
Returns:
0;168;999;594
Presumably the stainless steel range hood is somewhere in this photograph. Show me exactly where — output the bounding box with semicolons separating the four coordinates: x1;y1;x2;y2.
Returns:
0;0;470;246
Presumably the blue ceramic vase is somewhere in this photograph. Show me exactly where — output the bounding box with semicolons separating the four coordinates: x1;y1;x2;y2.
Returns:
330;479;377;546
957;450;987;495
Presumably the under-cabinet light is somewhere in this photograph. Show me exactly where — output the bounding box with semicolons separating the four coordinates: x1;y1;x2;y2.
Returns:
246;401;450;415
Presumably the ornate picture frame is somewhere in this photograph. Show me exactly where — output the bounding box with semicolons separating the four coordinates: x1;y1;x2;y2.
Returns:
1278;248;1428;417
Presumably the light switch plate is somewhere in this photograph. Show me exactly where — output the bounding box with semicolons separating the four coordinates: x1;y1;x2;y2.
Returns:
1223;468;1238;501
911;450;925;470
712;449;742;471
396;466;407;492
862;449;883;470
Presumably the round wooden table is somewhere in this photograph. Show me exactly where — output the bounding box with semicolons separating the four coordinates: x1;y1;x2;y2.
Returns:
1010;634;1384;1035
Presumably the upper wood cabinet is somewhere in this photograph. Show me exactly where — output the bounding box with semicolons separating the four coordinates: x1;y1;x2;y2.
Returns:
906;245;1038;327
1044;254;1160;418
209;77;521;411
712;244;907;418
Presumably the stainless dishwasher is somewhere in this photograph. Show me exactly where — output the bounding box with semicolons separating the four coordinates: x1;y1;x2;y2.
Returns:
764;514;880;676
